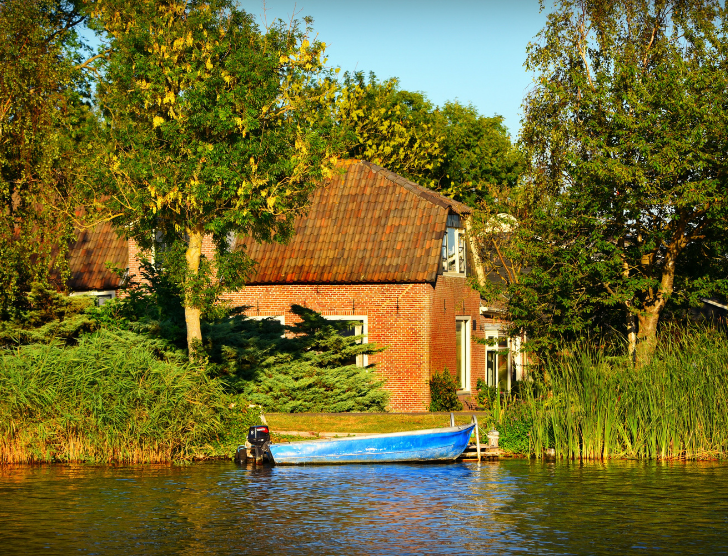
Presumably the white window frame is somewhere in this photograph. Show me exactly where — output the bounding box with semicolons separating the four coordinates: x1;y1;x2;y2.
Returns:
323;315;369;368
69;290;116;306
442;227;467;276
455;316;471;392
484;329;513;391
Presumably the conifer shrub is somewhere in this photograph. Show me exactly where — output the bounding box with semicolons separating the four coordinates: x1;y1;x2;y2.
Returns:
0;282;98;347
208;305;389;412
428;369;463;411
96;267;391;414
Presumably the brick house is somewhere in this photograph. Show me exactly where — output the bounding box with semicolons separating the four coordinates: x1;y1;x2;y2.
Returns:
69;160;525;411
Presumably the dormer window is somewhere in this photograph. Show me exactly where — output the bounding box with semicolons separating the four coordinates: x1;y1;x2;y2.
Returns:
442;214;467;275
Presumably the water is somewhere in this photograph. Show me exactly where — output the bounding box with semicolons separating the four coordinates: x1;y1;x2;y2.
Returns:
1;459;727;555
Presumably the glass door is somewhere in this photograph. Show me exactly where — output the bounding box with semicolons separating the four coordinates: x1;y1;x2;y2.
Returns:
456;318;471;391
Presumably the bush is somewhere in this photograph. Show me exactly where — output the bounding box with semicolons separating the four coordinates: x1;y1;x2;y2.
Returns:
95;267;392;414
0;282;98;347
428;369;463;412
475;378;497;409
226;306;389;412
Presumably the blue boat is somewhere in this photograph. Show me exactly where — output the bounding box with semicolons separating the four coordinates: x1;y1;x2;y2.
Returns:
268;423;476;465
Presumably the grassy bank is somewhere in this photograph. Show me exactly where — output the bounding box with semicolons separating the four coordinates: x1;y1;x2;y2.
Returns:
264;412;479;434
0;329;260;463
509;326;728;460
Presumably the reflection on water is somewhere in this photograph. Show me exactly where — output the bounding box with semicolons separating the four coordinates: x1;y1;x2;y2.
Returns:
1;459;727;555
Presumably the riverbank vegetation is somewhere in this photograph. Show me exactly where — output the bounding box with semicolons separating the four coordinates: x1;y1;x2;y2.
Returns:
0;329;257;463
486;326;728;460
0;281;388;463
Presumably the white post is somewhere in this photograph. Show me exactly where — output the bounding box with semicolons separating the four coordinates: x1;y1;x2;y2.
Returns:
450;412;455;427
473;415;481;462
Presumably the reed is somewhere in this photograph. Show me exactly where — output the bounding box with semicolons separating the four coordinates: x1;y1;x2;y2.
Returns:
521;325;728;460
0;329;252;463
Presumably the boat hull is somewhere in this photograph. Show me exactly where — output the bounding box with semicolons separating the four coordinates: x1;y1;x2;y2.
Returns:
268;424;476;465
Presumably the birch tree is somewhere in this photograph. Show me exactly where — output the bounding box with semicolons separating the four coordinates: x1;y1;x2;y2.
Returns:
518;0;728;360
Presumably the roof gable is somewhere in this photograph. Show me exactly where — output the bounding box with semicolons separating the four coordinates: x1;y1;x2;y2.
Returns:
237;160;472;284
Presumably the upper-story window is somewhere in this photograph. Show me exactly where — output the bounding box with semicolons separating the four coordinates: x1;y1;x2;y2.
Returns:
442;214;467;275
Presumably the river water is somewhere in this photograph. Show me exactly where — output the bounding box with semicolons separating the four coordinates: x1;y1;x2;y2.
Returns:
1;459;727;555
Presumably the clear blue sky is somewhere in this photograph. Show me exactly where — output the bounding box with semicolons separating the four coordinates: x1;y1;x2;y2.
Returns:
244;0;548;137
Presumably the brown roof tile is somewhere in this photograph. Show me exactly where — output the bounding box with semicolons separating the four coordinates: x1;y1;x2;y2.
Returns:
67;222;128;291
237;160;472;284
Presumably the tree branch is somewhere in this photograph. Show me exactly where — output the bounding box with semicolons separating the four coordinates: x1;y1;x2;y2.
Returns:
74;50;112;72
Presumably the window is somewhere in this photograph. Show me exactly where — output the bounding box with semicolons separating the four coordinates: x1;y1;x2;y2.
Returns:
485;332;510;390
441;214;467;275
246;315;285;325
246;315;286;337
324;315;368;367
456;317;471;391
70;290;116;306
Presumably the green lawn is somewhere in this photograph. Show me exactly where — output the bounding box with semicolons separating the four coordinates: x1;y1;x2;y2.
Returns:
264;412;489;435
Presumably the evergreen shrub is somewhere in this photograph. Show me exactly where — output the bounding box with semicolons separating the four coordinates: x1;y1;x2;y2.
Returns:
428;369;463;411
215;305;389;413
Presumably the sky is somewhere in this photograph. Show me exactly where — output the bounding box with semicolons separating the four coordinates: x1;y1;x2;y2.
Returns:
242;0;549;137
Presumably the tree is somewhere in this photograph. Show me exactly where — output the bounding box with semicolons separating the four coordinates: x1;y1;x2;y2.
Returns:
88;1;342;357
335;71;444;186
0;0;95;317
432;102;522;208
517;0;728;360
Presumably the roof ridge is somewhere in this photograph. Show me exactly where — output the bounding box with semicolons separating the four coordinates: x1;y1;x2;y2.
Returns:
357;160;472;215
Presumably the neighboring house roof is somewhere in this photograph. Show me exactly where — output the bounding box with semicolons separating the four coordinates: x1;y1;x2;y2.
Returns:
67;222;128;291
237;160;473;285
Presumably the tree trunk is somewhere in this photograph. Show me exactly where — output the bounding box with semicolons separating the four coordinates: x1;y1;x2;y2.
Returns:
636;309;660;364
185;228;204;359
465;217;487;288
626;312;637;364
633;220;684;365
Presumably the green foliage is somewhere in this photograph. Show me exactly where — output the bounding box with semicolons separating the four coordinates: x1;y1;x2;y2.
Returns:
212;305;389;413
88;0;344;355
336;73;522;208
514;0;728;358
0;0;93;316
475;378;497;410
0;282;98;347
95;278;390;413
432;102;523;207
336;71;444;186
428;369;463;412
521;326;728;460
0;328;234;463
496;412;532;456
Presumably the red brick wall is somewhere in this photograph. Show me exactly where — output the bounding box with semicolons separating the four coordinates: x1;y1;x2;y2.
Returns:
430;274;485;394
222;283;434;411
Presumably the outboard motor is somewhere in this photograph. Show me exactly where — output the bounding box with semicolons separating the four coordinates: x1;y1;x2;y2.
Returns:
234;425;273;465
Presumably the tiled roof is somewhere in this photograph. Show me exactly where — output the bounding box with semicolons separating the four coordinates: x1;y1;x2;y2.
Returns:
67;222;128;291
237;160;472;284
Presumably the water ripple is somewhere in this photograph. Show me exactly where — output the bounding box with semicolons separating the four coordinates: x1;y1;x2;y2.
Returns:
0;460;726;555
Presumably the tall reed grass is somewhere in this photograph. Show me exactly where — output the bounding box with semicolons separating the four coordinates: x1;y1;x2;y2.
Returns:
0;329;252;463
523;326;728;460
